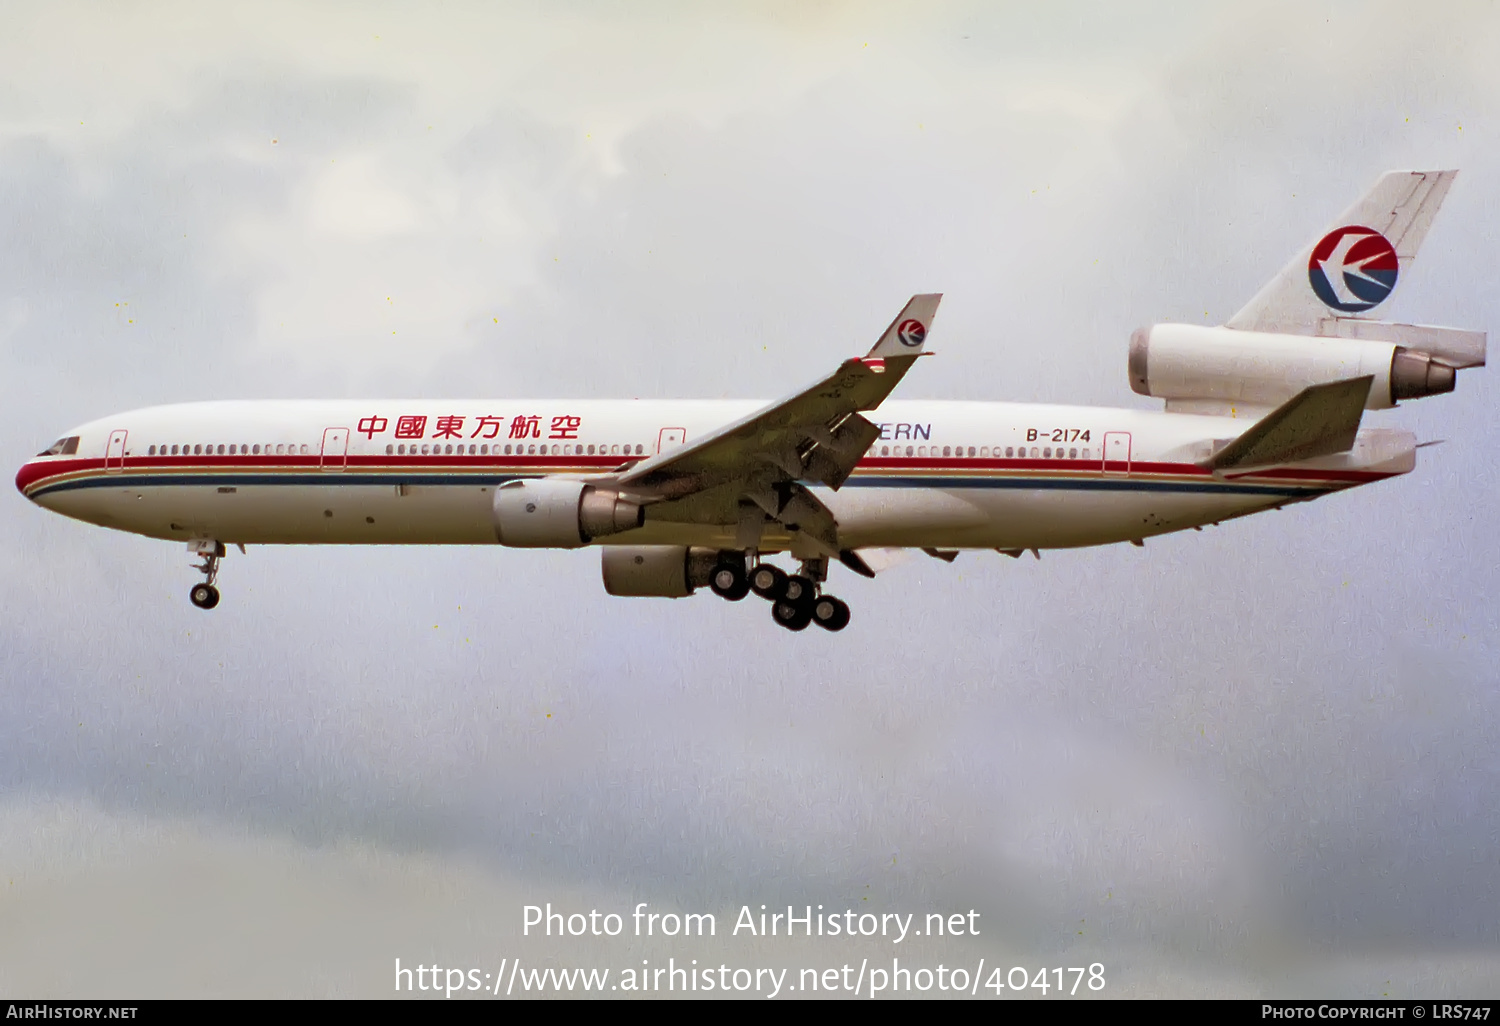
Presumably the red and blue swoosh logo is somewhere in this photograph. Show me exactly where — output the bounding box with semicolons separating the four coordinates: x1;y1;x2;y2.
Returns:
1308;226;1399;312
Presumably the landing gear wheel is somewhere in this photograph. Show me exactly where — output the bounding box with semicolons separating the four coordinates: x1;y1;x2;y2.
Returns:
189;584;220;610
782;574;815;605
709;559;750;601
772;598;813;631
748;564;788;600
811;595;850;632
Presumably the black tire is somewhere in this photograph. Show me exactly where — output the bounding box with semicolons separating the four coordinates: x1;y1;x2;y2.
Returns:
748;564;788;600
190;584;220;610
782;574;815;605
772;598;812;631
709;560;750;601
811;595;850;632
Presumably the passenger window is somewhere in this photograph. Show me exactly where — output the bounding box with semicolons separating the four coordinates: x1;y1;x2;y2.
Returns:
1043;447;1051;457
275;444;284;455
1083;448;1091;459
1069;447;1077;459
504;444;512;455
881;446;889;456
385;444;393;455
942;446;950;457
148;445;156;455
905;446;913;457
587;444;595;455
980;447;989;457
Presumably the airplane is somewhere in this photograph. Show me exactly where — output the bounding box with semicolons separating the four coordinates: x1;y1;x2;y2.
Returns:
15;169;1484;632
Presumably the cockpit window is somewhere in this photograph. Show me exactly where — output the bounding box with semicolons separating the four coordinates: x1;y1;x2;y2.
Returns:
37;436;80;457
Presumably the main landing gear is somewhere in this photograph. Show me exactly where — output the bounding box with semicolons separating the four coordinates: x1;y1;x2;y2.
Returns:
188;540;225;610
711;552;851;632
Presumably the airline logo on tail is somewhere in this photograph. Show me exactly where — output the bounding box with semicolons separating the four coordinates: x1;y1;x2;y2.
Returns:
1307;226;1399;312
896;319;927;347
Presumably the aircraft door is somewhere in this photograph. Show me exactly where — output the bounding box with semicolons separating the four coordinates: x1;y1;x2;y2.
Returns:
657;427;687;455
1102;431;1131;475
320;427;350;471
105;430;128;473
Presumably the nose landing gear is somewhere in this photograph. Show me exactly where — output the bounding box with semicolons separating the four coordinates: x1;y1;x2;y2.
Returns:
187;540;225;610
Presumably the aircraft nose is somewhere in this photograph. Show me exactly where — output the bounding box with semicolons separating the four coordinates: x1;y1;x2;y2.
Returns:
16;459;41;502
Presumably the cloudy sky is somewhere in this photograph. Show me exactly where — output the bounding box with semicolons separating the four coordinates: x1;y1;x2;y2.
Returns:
2;0;1498;999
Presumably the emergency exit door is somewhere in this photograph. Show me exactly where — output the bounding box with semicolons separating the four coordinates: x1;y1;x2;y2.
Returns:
658;427;687;455
1102;431;1131;475
105;430;128;473
320;427;350;471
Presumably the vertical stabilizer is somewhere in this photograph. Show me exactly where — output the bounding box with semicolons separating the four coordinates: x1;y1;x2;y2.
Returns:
1227;170;1456;335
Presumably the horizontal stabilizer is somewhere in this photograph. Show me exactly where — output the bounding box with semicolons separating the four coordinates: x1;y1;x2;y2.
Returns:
1205;375;1372;471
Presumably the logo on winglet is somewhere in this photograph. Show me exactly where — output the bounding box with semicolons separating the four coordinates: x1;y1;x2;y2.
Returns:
1308;226;1399;312
896;319;927;347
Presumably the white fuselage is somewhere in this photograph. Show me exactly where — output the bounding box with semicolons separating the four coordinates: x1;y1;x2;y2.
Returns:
16;399;1416;553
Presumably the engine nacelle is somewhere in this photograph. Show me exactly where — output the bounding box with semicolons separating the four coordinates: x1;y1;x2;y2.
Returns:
1129;324;1458;410
601;546;719;597
493;479;644;548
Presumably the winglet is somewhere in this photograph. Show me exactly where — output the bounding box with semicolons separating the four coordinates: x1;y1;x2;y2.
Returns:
1203;375;1373;471
866;294;942;359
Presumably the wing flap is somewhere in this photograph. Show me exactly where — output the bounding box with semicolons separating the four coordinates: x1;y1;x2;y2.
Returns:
1204;375;1372;471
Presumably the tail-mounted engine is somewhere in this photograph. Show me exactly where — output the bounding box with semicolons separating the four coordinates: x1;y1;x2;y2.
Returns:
1129;322;1484;413
493;479;644;548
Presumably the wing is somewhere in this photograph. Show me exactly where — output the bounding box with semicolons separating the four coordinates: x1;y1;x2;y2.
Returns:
606;294;942;556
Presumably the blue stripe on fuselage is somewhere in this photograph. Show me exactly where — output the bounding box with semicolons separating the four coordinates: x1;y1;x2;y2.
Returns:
26;469;1323;500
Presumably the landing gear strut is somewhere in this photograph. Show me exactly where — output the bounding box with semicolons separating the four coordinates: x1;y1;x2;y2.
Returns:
188;540;224;610
708;552;751;601
708;550;853;632
772;556;851;633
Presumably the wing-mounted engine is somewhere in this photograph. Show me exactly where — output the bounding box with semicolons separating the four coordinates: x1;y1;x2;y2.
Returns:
600;545;718;597
492;478;644;548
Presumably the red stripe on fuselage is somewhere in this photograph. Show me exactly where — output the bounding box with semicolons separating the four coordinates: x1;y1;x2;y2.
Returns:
18;451;1398;501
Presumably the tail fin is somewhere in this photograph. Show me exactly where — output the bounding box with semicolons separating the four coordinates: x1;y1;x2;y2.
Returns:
1227;170;1456;335
866;294;942;358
